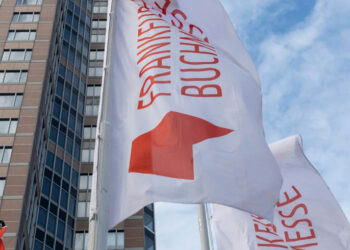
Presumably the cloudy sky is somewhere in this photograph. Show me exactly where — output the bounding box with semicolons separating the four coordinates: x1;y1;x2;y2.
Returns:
156;0;350;249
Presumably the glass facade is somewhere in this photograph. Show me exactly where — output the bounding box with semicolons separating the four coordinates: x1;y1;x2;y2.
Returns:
0;0;155;248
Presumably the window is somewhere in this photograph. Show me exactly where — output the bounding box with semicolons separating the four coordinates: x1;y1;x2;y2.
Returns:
107;230;124;250
0;70;27;83
84;104;99;116
0;119;18;134
92;19;107;29
81;149;94;162
77;201;90;217
144;211;154;232
91;34;105;43
93;1;108;13
0;178;5;197
87;85;101;97
7;30;36;41
145;229;155;250
89;50;104;61
12;12;40;22
79;174;92;190
88;67;103;77
0;94;23;107
1;49;32;62
83;126;96;139
0;147;12;163
16;0;43;5
74;231;88;250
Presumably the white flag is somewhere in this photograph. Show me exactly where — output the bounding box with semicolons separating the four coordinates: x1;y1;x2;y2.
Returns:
212;135;350;249
90;0;282;229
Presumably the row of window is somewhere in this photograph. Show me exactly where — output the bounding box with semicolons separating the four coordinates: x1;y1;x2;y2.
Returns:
0;119;18;134
0;70;27;84
0;94;23;107
93;1;108;14
12;12;40;23
1;49;32;62
0;147;12;164
7;30;36;41
16;0;42;5
74;230;124;250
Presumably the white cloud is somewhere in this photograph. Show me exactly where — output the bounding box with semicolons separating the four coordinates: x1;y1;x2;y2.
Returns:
155;0;350;248
257;0;350;219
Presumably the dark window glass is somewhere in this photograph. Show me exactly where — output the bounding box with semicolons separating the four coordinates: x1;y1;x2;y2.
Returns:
67;216;74;228
145;229;155;250
66;10;72;25
62;180;69;191
47;213;56;234
59;209;66;221
64;85;71;103
65;227;73;248
37;207;47;228
36;228;45;241
67;134;73;154
73;16;79;30
49;126;57;142
68;197;75;215
53;103;60;119
61;104;68;124
69;110;76;130
51;184;59;203
66;69;73;83
46;151;54;168
71;30;77;46
56;78;64;97
64;26;70;41
44;168;52;179
59;64;65;77
57;220;65;240
46;234;54;248
50;203;58;215
34;240;43;250
60;190;68;209
73;75;79;89
42;178;51;197
55;157;63;174
63;163;70;180
71;169;78;187
71;90;78;108
55;241;63;250
70;187;76;198
68;46;75;64
53;174;61;185
40;197;49;209
58;131;65;148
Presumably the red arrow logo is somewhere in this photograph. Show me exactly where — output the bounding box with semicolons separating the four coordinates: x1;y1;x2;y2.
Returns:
129;111;233;180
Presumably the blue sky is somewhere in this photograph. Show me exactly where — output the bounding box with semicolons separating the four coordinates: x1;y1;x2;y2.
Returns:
156;0;350;249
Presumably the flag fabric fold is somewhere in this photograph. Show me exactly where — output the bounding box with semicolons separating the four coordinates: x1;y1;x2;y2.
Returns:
212;135;350;249
90;0;282;229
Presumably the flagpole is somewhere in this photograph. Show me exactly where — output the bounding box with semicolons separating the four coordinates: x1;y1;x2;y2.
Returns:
198;204;211;250
87;0;115;249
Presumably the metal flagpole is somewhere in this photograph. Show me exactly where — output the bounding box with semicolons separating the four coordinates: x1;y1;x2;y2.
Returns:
87;0;115;249
198;204;211;250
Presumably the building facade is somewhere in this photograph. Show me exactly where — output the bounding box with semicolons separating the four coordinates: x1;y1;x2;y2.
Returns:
0;0;155;249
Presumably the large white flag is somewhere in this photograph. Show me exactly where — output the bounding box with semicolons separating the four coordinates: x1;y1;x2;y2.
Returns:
212;135;350;249
90;0;282;230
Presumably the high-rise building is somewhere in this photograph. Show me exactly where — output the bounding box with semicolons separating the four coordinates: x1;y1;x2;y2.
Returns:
0;0;155;249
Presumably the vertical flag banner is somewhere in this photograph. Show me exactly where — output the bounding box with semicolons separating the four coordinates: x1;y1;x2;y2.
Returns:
212;135;350;250
90;0;282;230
